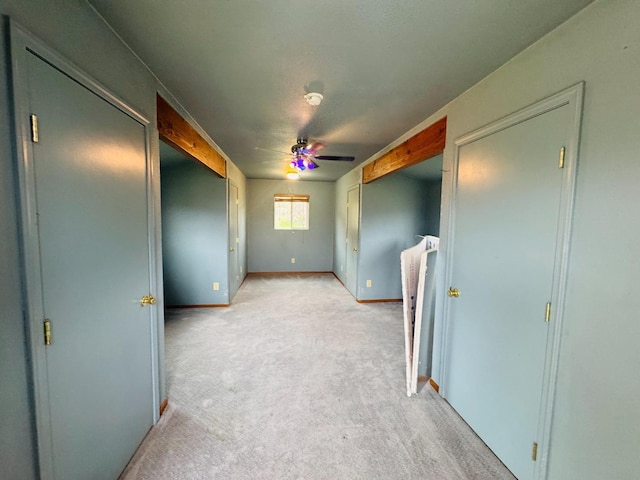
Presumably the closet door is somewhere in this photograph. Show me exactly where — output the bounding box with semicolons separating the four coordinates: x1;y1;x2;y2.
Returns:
229;182;240;298
346;185;360;296
25;50;155;480
445;103;571;480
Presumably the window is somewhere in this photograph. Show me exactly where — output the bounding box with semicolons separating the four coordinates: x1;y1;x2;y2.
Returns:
274;194;309;230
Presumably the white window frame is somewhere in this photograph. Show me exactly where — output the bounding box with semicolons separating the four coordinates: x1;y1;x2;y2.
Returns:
274;194;310;230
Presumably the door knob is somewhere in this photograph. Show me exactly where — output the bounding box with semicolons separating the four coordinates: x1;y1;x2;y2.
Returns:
447;287;460;298
140;294;156;306
230;247;235;252
353;247;358;252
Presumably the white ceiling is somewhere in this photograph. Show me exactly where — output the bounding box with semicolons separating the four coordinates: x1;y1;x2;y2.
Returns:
89;0;593;181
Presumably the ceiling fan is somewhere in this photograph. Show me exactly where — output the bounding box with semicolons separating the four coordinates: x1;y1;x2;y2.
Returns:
287;138;355;171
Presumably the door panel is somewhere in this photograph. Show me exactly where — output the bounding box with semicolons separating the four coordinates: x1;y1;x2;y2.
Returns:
346;186;360;296
27;52;153;480
229;182;240;298
445;105;569;479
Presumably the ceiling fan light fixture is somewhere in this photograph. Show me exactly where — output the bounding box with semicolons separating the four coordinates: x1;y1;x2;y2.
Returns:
286;166;300;180
304;92;323;106
304;158;317;169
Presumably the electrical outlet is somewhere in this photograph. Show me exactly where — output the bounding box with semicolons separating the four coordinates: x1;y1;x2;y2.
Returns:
366;280;372;287
213;282;219;291
291;257;296;264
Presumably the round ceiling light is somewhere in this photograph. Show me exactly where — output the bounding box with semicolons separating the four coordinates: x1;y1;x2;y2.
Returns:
304;92;323;106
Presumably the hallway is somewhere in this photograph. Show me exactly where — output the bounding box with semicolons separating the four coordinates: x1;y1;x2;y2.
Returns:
120;274;513;479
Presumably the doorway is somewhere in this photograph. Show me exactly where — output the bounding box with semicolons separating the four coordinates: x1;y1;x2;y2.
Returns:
159;141;229;306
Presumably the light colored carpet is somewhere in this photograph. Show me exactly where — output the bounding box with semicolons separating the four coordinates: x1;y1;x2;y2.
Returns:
120;273;515;479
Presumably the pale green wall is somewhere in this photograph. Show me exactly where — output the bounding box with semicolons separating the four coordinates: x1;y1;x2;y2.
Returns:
433;2;640;477
0;1;244;476
1;1;162;475
333;168;441;300
421;179;441;237
247;179;335;272
357;174;432;300
338;1;639;477
161;159;229;305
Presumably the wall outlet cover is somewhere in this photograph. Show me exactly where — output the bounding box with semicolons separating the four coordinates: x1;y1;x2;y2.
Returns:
291;258;296;264
213;282;220;291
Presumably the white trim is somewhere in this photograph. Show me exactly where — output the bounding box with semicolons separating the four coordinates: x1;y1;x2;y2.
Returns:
145;115;161;424
534;82;584;480
9;20;161;478
440;83;584;480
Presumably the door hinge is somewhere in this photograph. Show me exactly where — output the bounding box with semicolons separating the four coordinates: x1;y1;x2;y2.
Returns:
532;441;538;461
43;319;52;346
30;114;39;143
558;146;565;169
545;302;551;323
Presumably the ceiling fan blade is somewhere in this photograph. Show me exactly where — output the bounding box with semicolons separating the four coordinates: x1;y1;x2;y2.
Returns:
254;146;292;155
305;141;324;155
314;155;355;162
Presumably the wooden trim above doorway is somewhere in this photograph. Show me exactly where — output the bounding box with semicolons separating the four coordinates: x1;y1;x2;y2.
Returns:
156;94;226;178
362;116;446;184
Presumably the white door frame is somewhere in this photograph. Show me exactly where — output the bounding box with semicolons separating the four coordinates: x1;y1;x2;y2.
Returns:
440;83;584;479
9;21;161;479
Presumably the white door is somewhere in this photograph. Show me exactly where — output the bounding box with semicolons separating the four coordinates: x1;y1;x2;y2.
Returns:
25;50;155;480
444;104;571;479
346;185;360;296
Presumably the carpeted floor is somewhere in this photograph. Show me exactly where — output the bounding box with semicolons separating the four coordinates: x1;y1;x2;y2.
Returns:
120;273;515;479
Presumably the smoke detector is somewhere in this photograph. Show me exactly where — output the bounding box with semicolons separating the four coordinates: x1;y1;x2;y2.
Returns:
304;92;323;106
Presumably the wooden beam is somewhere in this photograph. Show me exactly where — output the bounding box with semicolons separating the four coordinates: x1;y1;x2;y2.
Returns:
156;94;226;178
362;116;446;184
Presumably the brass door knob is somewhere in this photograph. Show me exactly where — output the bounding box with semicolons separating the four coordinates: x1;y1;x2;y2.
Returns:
447;287;460;298
353;247;358;252
230;247;235;252
140;294;156;306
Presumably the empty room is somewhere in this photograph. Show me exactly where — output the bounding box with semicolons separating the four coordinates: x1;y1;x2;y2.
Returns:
1;1;638;479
